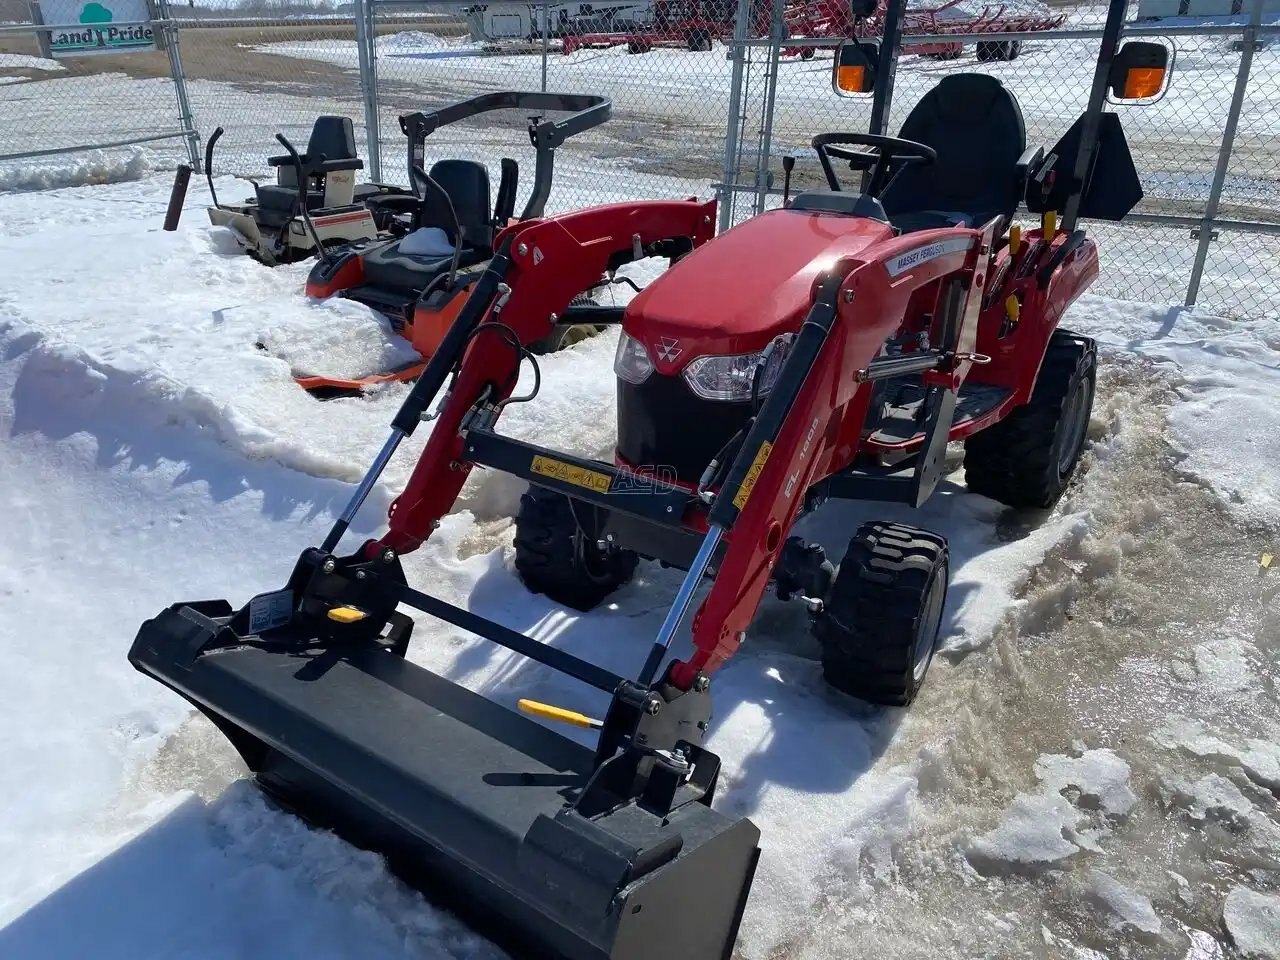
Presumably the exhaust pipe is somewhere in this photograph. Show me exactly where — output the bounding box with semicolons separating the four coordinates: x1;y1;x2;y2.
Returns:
163;163;192;231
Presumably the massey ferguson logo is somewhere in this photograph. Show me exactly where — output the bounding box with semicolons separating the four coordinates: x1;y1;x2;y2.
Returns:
655;337;682;363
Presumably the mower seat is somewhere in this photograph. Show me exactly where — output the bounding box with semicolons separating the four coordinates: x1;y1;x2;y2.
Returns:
267;116;364;175
416;159;494;249
881;74;1028;234
256;184;324;212
360;239;489;296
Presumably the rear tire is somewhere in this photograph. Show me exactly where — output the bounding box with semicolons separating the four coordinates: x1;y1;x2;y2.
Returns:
528;324;602;355
528;294;604;355
812;522;949;707
963;330;1097;509
514;486;637;611
976;40;1000;61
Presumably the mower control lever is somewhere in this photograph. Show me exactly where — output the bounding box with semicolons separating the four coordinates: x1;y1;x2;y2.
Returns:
811;132;936;198
274;133;331;266
204;126;225;210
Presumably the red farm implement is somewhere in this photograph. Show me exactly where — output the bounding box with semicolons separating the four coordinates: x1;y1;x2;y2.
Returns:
784;0;1068;61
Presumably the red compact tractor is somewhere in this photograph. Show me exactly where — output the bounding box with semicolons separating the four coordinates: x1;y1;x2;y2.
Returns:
129;0;1168;955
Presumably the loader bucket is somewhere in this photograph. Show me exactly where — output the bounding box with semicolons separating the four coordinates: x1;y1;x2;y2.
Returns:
129;586;759;960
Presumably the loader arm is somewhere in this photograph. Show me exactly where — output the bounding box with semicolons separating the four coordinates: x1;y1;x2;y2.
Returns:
375;199;717;556
672;228;989;685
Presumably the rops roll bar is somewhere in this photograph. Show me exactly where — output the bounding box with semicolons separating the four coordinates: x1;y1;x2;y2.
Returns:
397;92;612;222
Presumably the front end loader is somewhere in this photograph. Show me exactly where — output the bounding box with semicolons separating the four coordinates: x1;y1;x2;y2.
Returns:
130;198;759;960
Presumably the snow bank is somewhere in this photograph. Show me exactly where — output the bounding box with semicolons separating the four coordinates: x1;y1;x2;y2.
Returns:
0;788;495;960
1066;296;1280;527
0;52;63;71
0;149;152;193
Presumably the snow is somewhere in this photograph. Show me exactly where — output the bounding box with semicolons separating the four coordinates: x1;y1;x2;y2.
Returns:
967;749;1135;870
0;148;153;193
1063;296;1280;525
1155;720;1280;795
1084;870;1163;936
2;147;1280;956
0;52;64;72
1223;887;1280;959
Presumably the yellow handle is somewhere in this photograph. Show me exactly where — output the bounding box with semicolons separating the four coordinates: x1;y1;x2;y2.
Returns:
1008;223;1022;256
1041;210;1058;239
518;699;603;730
327;605;368;623
1005;294;1021;324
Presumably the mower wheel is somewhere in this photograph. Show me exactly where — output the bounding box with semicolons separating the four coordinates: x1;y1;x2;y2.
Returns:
813;521;949;707
964;330;1097;509
514;486;637;611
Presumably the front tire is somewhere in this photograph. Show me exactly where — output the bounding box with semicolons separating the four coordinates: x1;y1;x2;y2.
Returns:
963;330;1097;509
812;522;949;707
514;486;637;611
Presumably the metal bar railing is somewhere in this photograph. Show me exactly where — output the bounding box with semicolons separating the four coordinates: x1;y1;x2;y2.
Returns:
1;131;196;163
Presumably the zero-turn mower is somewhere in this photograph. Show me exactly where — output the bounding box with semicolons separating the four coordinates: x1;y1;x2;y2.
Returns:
130;0;1167;955
202;115;414;266
299;91;615;397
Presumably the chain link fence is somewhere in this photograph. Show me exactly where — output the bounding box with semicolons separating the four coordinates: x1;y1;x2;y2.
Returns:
721;0;1280;317
0;0;198;179
1;0;1276;318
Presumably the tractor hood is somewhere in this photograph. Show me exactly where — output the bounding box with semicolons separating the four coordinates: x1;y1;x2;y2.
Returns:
623;207;893;373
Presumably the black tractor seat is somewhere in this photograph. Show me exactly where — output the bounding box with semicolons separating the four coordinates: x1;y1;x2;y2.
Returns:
881;74;1033;235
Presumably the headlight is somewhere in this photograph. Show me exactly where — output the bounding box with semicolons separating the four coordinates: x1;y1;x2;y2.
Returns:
682;333;794;402
613;331;654;384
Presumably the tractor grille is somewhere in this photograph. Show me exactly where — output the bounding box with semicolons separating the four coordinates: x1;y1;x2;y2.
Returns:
616;374;753;486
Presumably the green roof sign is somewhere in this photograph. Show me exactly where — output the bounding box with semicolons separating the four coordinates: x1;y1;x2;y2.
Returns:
38;0;158;58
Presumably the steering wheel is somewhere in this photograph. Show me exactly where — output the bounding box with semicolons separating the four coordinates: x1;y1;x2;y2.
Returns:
811;133;937;198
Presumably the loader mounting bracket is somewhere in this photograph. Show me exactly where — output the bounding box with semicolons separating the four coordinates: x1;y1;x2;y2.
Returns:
207;547;414;659
581;667;719;818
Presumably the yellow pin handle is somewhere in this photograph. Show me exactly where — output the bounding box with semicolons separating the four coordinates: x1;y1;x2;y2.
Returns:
1008;223;1022;256
1005;294;1021;324
327;605;368;623
518;699;603;730
1042;210;1058;238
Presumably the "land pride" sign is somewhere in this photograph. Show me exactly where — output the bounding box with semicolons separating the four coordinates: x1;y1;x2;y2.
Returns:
38;0;159;58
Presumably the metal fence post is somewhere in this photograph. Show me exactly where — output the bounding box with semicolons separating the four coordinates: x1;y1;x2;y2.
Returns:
355;0;382;181
155;0;201;171
540;1;550;92
718;0;754;232
751;0;785;216
1185;0;1262;306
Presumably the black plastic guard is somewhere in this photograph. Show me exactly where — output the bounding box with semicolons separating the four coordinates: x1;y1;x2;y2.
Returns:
1028;112;1143;221
128;607;760;960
